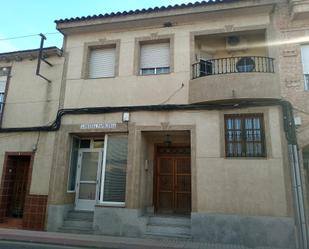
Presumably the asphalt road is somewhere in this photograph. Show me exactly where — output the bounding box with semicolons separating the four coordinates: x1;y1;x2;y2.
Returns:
0;241;113;249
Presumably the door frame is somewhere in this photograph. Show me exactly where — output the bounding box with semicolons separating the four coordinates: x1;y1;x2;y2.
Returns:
0;152;34;222
153;144;191;214
75;148;103;211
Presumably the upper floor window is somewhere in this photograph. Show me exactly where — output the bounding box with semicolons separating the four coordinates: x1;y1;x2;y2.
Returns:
301;45;309;91
88;47;116;78
140;42;170;75
0;67;9;113
225;114;266;158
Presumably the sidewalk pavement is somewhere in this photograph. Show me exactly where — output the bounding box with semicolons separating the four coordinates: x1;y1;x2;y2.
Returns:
0;228;290;249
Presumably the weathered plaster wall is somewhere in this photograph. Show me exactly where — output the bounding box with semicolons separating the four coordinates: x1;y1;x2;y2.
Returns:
48;106;291;217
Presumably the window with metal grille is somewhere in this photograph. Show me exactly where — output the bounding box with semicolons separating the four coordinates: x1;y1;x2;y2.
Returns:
140;42;170;75
88;47;116;78
225;114;266;157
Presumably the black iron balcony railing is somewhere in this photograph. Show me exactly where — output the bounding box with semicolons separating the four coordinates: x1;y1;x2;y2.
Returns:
192;56;275;79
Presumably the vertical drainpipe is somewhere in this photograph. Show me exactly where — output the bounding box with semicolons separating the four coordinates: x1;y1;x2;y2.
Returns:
282;101;308;249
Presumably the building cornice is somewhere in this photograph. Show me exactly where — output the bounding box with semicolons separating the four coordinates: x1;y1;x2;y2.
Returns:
56;0;279;35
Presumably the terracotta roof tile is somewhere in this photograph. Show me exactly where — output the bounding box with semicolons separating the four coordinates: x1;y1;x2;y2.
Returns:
55;0;236;24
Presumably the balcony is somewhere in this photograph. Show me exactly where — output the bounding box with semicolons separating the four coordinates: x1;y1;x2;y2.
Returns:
189;56;280;103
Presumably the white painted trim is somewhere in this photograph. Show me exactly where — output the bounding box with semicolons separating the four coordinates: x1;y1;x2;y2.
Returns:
100;134;108;203
75;148;103;211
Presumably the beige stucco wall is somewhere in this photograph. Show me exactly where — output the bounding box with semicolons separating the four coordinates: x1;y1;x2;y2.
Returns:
195;32;268;59
0;55;64;196
189;73;280;103
48;106;291;217
0;55;64;127
0;132;56;195
62;8;273;108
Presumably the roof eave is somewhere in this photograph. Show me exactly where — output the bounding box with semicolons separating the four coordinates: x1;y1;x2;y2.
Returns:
56;0;278;35
0;47;63;62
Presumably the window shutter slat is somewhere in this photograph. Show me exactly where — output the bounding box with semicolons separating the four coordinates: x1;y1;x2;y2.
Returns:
103;135;128;203
88;48;115;78
140;43;170;69
301;45;309;74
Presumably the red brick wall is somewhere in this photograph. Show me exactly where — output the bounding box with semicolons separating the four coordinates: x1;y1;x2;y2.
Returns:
22;195;48;231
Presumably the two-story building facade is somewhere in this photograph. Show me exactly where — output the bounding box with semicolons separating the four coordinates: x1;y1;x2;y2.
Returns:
0;0;309;249
0;47;64;230
46;1;308;248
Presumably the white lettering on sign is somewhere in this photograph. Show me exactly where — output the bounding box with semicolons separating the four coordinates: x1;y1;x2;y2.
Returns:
80;123;117;129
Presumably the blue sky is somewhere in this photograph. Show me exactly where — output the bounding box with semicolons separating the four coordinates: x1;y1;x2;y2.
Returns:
0;0;193;53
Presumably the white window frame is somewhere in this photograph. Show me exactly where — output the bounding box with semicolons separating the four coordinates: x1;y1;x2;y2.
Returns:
88;47;116;79
304;74;309;91
99;134;126;207
139;42;170;76
74;148;104;211
0;73;8;113
301;45;309;91
67;137;105;193
67;135;127;206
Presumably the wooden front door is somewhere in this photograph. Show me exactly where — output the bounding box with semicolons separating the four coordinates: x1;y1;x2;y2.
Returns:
155;146;191;214
9;157;30;218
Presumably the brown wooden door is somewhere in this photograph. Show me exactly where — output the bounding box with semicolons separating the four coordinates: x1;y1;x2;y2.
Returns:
156;156;191;214
8;157;30;218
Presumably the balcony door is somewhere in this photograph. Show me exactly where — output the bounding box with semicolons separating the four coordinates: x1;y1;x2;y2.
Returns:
75;149;103;211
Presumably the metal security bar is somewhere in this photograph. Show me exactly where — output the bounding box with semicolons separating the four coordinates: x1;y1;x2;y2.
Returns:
192;56;275;79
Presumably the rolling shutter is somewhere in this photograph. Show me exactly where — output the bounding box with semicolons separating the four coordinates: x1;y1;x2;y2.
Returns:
103;135;128;203
140;43;170;69
301;45;309;74
88;48;116;78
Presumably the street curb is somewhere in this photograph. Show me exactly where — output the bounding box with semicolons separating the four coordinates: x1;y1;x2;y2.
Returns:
0;229;190;249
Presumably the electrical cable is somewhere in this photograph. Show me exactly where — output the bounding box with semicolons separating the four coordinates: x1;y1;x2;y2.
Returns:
0;98;298;144
159;83;185;105
0;32;61;41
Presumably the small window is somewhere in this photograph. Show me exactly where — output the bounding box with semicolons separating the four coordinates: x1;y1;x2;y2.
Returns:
301;45;309;91
0;67;9;113
93;139;105;148
80;139;91;148
225;114;266;157
88;47;116;78
140;42;170;75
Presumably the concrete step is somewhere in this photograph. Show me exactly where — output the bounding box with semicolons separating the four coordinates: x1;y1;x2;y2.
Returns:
146;224;191;235
58;226;94;235
66;211;94;220
63;219;93;229
148;216;191;227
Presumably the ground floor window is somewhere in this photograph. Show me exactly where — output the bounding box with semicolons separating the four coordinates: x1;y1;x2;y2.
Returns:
224;113;266;158
67;134;128;209
101;135;128;205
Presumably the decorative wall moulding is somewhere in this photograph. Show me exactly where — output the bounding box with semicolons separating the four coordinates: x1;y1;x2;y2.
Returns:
289;0;309;20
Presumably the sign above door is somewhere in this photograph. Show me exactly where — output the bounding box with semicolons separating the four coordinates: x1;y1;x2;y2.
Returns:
80;123;117;129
